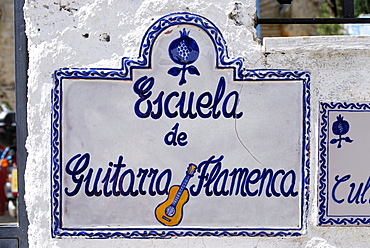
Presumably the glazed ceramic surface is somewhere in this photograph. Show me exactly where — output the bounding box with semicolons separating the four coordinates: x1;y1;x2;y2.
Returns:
51;13;310;238
319;102;370;226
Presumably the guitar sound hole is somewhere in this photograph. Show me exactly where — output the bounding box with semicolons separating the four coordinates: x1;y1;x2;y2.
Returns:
165;205;176;217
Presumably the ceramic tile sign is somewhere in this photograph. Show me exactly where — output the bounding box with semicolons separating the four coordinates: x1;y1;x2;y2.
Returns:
51;13;310;238
318;102;370;226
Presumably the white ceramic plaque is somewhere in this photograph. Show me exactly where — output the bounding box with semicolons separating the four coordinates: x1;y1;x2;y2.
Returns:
51;13;310;238
319;101;370;226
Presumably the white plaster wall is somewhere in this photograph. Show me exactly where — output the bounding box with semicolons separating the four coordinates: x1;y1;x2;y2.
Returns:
23;0;370;247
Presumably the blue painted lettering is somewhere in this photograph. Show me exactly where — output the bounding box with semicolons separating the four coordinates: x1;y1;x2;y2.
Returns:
164;122;188;146
189;155;298;198
332;174;370;204
133;76;243;120
64;153;171;197
65;153;298;198
332;174;351;204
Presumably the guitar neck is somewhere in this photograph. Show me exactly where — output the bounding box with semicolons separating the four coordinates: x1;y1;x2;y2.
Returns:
172;174;192;205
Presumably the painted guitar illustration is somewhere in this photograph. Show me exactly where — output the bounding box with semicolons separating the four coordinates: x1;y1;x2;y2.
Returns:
155;163;197;226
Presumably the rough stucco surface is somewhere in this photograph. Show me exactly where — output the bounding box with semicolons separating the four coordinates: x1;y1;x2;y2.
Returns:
23;0;370;247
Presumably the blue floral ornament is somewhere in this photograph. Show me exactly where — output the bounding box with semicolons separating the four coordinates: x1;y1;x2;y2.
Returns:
330;114;353;148
168;28;200;85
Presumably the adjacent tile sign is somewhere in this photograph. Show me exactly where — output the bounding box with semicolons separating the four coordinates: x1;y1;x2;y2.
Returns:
319;102;370;226
51;12;311;238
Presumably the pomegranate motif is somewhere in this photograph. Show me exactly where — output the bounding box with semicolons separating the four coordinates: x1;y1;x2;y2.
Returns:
330;114;353;148
167;28;200;85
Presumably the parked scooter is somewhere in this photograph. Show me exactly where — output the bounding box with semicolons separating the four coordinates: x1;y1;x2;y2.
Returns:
2;147;17;218
0;108;17;217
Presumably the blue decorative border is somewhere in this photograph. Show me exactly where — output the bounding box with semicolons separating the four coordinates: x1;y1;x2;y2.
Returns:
318;101;370;226
51;12;311;238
